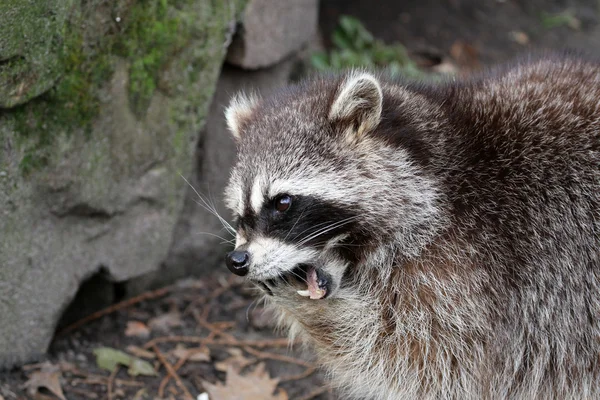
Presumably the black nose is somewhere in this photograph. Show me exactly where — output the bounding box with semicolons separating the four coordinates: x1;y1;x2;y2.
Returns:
225;250;250;276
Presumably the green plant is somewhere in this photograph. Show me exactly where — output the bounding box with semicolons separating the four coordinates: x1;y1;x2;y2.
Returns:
540;9;581;30
311;16;424;78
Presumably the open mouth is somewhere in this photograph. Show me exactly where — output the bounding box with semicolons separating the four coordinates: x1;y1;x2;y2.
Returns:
260;264;331;300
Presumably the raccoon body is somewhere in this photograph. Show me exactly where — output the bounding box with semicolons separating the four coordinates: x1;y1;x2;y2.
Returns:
223;54;600;399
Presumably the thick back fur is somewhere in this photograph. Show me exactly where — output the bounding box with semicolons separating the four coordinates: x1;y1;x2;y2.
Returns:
224;54;600;399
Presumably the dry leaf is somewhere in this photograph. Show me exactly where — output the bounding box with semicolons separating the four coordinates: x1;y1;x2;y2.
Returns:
23;363;66;400
148;311;182;332
126;345;156;359
93;347;157;377
132;388;148;400
214;348;255;372
203;363;288;400
449;40;480;70
432;60;459;75
172;344;211;362
125;321;151;338
509;30;529;45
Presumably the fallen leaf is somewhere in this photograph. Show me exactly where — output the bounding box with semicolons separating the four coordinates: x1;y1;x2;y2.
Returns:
509;30;529;46
148;311;182;332
172;344;211;362
93;347;157;377
432;60;459;75
214;348;255;372
129;357;157;376
125;321;151;338
203;363;288;400
449;40;480;70
23;363;66;400
132;388;148;400
126;345;156;359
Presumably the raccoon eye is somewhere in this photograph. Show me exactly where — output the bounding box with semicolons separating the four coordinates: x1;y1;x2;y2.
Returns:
274;194;292;213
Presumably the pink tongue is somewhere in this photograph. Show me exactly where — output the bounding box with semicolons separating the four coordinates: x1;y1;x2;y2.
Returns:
307;266;326;300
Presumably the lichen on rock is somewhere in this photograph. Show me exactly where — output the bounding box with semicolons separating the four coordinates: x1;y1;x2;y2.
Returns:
0;0;246;369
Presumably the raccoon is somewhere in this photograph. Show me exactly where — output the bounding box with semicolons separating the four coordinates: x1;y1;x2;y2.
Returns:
222;54;600;399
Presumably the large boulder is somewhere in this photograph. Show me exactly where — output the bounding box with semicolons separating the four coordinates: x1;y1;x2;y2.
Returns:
227;0;318;69
0;0;246;369
129;59;303;294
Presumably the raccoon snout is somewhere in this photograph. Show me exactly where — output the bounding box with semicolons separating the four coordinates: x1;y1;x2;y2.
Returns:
225;250;250;276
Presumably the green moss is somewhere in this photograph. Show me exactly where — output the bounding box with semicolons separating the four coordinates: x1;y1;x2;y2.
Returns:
7;0;246;174
11;18;115;173
114;0;201;116
0;1;74;107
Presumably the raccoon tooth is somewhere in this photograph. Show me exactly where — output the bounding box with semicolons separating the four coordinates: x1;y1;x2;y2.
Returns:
297;290;311;297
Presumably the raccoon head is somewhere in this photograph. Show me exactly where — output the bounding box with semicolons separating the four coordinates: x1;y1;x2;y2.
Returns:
223;72;442;300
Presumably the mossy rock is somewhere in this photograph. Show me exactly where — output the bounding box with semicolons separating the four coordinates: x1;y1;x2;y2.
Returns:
0;1;74;108
0;0;246;369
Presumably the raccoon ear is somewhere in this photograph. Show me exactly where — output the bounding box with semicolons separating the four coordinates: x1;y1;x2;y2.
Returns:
328;72;383;139
225;92;260;141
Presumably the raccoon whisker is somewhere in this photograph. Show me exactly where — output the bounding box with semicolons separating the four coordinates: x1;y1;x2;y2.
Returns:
245;298;260;323
191;197;235;236
289;209;357;243
285;268;309;285
285;209;307;241
180;174;236;236
297;216;360;246
192;231;235;245
290;218;342;245
205;183;237;236
295;216;359;245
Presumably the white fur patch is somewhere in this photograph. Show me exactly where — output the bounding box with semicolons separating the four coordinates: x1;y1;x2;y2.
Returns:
225;92;260;140
235;232;247;247
246;236;318;281
250;175;264;214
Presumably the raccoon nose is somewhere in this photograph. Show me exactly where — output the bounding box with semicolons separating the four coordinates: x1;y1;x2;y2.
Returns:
226;250;250;276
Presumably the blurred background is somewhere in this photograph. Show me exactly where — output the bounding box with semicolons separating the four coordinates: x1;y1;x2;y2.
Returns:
1;0;599;398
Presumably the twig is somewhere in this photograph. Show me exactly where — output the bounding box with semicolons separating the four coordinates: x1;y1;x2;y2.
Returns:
58;285;175;335
144;336;296;349
71;377;144;387
183;277;244;315
66;387;99;399
243;346;313;368
279;367;317;383
107;366;118;400
158;353;190;398
193;309;236;341
297;386;331;400
153;344;194;400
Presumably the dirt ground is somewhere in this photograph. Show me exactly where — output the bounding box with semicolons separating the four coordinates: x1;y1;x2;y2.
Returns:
3;0;600;399
1;274;333;400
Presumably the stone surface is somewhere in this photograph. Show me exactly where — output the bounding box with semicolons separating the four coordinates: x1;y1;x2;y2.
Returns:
227;0;318;69
127;58;301;295
0;1;74;107
0;0;245;369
